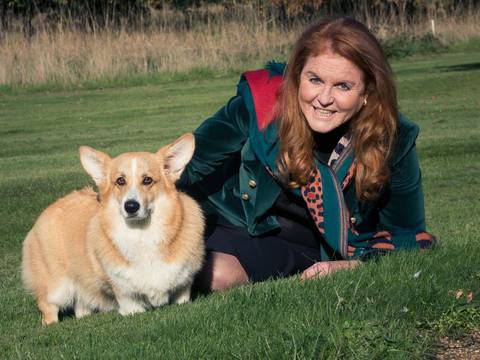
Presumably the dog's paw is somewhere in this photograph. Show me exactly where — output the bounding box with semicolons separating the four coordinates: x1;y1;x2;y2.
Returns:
148;293;169;307
118;305;146;316
117;297;146;316
74;305;92;319
170;286;191;305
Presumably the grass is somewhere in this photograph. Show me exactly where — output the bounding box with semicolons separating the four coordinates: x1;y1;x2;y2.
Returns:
1;48;479;358
0;22;295;88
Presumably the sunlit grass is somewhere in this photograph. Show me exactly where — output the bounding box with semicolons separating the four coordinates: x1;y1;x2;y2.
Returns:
0;49;479;359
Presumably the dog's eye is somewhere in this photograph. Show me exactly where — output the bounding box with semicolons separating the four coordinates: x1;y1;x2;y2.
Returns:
142;176;153;185
116;177;126;186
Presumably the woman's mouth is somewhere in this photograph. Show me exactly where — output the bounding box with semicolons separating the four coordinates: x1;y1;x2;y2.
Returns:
313;106;336;117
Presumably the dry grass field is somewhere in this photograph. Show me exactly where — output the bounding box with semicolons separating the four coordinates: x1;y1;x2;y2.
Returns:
1;4;479;88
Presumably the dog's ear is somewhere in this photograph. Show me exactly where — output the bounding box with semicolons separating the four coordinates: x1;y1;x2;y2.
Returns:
158;133;195;182
79;146;111;186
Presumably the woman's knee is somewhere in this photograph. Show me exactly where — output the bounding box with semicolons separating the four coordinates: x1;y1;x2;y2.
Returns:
196;252;248;293
210;253;248;290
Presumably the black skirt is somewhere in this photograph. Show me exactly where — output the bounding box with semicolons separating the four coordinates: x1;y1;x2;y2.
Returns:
205;193;323;282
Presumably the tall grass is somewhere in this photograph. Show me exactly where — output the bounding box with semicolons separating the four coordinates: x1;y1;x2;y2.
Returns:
0;23;296;87
1;3;480;88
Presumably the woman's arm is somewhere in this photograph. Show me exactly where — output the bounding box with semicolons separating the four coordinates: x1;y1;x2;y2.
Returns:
348;118;435;259
377;120;435;250
301;260;361;280
178;95;251;188
379;137;426;233
301;140;432;279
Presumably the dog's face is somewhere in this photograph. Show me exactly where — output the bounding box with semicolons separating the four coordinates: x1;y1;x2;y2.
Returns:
107;153;166;221
79;134;194;222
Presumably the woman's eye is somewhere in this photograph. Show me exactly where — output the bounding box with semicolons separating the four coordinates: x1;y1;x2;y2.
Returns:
337;83;352;91
309;77;322;85
116;177;126;186
142;177;153;185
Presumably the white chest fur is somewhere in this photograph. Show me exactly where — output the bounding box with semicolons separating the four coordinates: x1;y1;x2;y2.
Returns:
102;203;193;308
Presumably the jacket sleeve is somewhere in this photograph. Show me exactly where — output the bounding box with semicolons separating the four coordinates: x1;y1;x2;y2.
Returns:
177;95;251;189
348;117;436;260
378;134;435;249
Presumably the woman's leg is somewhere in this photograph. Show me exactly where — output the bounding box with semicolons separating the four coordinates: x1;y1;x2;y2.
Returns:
194;251;249;293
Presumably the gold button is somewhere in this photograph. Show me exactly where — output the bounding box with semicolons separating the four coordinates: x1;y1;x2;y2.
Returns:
248;180;257;188
241;193;250;201
350;217;357;225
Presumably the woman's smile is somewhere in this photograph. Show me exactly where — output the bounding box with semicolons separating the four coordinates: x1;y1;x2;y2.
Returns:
312;107;336;118
298;50;367;134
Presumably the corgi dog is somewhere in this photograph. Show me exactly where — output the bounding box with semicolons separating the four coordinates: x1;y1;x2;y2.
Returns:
22;133;205;326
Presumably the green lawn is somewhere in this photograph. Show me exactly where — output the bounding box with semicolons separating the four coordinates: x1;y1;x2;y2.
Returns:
0;49;479;359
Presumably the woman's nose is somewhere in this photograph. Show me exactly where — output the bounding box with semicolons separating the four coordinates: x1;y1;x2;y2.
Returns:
317;86;334;107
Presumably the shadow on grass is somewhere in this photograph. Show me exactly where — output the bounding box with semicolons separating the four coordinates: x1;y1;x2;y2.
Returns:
58;308;76;322
437;62;480;72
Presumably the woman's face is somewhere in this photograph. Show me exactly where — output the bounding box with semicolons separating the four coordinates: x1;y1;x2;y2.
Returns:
298;51;367;134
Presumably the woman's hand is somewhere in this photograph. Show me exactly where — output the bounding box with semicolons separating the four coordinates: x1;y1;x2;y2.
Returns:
300;260;361;280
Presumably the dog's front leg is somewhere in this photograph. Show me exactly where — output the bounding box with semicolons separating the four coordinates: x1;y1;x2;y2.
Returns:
169;284;191;305
74;301;93;319
147;291;169;308
115;293;146;316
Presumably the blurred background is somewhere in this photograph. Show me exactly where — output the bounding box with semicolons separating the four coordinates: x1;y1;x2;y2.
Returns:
1;0;479;87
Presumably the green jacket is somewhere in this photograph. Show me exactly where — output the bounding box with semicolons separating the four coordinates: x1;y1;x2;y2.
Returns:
179;63;434;260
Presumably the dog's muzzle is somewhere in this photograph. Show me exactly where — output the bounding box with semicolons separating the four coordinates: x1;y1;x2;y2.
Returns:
124;200;140;214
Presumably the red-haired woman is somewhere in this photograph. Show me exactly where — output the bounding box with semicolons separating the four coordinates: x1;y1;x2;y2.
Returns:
178;17;435;293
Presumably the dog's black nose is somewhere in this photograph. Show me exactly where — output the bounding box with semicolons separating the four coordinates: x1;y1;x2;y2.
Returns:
124;200;140;214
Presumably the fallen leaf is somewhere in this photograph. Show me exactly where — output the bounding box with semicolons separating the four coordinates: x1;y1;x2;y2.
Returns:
466;291;473;303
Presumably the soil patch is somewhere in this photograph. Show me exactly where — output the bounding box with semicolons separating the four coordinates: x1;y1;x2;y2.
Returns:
435;331;480;359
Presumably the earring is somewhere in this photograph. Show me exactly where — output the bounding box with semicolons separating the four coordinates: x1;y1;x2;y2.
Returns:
363;98;367;106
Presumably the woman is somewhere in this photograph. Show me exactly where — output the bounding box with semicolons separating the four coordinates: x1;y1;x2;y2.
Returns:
178;17;435;293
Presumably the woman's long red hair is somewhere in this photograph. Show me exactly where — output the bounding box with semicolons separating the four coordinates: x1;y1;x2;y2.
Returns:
276;17;398;201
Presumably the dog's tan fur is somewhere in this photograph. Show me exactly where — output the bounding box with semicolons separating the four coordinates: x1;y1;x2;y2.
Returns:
22;134;204;326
